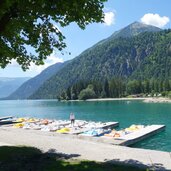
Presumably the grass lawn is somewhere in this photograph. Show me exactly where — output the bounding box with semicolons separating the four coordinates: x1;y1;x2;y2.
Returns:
0;146;146;171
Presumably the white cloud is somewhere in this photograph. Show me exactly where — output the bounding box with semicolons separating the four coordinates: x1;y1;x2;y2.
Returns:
8;52;63;76
28;52;63;73
104;11;115;26
141;13;170;28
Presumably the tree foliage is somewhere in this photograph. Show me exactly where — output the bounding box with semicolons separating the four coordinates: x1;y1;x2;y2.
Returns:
0;0;106;70
78;84;96;100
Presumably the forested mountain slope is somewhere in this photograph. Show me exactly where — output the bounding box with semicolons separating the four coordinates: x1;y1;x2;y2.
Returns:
30;24;171;99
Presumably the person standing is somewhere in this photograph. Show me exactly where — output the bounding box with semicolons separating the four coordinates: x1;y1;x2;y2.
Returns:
70;113;75;127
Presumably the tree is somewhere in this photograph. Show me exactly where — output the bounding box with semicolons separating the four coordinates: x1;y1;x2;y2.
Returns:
142;80;150;94
66;87;71;100
0;0;106;70
71;85;77;100
78;84;96;100
104;79;109;97
127;80;141;95
163;79;170;91
91;80;103;97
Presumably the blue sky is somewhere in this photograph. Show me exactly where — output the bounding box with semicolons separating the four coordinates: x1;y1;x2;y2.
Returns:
0;0;171;78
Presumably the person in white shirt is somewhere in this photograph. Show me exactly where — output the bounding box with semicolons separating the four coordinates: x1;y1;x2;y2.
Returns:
70;113;75;127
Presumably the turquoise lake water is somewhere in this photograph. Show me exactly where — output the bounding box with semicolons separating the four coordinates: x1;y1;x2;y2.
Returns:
0;99;171;152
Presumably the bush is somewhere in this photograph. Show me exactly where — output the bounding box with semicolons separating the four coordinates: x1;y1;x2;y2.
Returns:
168;91;171;99
161;91;169;97
78;88;96;100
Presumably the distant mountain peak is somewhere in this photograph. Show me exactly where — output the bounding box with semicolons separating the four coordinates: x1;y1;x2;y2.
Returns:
111;21;161;39
127;21;161;29
129;21;148;28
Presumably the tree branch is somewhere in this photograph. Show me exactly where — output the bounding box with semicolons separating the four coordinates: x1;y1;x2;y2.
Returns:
0;3;18;34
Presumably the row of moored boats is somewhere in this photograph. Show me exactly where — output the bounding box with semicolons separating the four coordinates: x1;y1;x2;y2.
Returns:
10;117;146;139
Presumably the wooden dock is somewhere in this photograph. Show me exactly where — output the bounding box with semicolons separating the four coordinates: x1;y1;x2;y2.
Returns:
119;125;166;146
67;124;165;147
98;125;166;146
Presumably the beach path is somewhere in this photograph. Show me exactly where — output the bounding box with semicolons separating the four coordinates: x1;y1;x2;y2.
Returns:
0;126;171;170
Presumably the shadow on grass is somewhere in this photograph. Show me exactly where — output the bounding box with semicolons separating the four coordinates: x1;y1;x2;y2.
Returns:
104;158;166;171
0;146;165;171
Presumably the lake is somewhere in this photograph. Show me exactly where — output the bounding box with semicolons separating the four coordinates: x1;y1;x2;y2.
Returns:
0;99;171;152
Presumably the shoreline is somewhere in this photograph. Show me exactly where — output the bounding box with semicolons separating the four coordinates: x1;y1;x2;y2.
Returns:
86;97;145;101
68;97;145;102
1;97;171;103
0;126;171;170
70;97;171;103
143;97;171;103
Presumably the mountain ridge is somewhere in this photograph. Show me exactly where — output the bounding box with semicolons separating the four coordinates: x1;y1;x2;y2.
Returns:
30;25;170;99
7;22;170;99
111;21;161;38
0;77;30;98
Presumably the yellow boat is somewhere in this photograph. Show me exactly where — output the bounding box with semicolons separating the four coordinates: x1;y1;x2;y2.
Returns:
27;118;37;123
13;123;24;128
16;118;26;122
56;127;70;133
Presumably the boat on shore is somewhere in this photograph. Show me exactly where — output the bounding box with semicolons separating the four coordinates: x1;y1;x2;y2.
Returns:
0;116;16;125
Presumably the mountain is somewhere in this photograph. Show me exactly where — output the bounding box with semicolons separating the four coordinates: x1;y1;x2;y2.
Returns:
111;21;161;38
0;77;30;98
98;22;161;45
29;22;171;99
7;62;67;99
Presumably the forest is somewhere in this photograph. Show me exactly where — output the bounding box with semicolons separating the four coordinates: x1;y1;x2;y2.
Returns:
59;78;171;100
